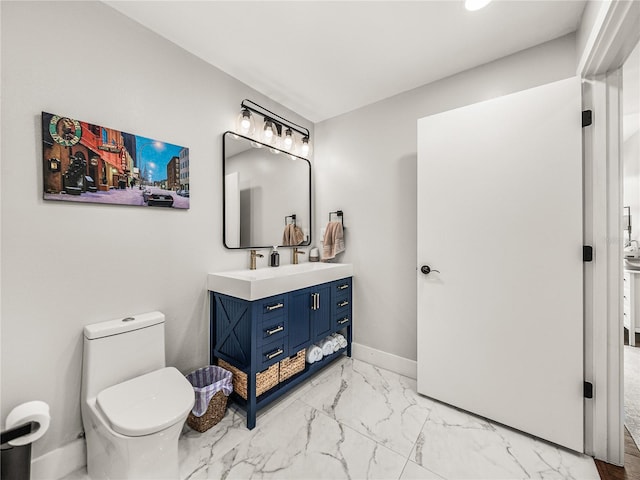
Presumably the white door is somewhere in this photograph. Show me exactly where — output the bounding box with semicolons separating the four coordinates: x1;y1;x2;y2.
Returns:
417;77;584;452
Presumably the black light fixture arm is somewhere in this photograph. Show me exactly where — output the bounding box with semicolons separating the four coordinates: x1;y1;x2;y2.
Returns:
240;99;310;139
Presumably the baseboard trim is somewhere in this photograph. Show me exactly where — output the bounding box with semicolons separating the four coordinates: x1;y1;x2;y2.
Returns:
31;437;86;480
351;342;417;379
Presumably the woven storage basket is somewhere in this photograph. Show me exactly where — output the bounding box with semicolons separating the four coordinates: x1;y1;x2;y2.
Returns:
279;349;306;382
218;359;279;399
186;390;228;433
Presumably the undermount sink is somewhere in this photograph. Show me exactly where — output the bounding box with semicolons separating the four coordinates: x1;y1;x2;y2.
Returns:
207;262;354;300
625;258;640;271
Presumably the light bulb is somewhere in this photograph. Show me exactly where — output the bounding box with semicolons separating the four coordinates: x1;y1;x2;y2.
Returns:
283;129;294;151
465;0;491;11
300;136;312;157
263;120;276;145
236;108;255;136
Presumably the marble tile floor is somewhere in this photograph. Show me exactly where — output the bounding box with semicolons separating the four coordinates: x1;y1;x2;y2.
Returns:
624;344;640;447
64;357;599;480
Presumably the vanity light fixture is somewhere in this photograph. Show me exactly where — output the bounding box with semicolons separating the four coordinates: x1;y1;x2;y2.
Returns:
465;0;492;11
236;99;312;156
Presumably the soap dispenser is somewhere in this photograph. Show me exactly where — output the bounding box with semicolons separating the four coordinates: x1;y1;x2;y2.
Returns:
270;246;280;267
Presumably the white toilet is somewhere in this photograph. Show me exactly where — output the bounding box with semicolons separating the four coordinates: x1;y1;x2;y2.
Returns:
81;311;194;479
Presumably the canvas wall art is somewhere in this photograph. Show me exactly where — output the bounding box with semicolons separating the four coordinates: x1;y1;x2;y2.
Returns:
42;112;190;209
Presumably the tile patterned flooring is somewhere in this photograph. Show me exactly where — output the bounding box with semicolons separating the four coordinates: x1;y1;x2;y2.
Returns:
64;357;599;480
624;344;640;448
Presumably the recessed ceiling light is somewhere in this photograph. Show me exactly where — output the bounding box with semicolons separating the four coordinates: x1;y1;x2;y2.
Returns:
465;0;492;11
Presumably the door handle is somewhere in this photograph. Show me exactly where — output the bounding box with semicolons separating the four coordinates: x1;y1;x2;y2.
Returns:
420;265;440;275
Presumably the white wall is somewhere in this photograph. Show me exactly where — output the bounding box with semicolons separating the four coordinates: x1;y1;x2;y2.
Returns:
624;131;640;242
314;34;577;363
623;40;640;244
0;0;312;459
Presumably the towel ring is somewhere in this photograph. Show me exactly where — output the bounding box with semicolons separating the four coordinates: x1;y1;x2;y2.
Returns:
285;214;296;226
329;210;344;227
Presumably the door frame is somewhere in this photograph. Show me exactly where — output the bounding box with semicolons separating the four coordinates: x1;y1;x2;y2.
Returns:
579;0;640;466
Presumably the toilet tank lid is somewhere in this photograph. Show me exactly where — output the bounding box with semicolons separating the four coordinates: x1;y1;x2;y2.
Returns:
84;311;165;340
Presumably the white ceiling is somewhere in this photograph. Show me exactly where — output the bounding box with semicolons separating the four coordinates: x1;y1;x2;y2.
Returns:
105;0;587;123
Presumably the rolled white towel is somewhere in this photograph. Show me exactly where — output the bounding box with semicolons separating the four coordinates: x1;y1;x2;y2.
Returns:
306;345;323;364
329;335;340;352
331;333;348;349
316;339;334;357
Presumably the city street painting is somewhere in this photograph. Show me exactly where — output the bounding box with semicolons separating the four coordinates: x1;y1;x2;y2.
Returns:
42;112;190;209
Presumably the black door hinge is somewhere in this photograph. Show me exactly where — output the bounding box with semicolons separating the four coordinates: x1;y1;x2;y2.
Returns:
583;246;593;262
582;110;593;127
584;382;593;399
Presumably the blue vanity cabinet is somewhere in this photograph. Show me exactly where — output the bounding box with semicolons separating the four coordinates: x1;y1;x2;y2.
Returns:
210;276;352;429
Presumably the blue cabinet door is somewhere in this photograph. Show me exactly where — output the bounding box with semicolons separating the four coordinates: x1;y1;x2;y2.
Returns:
288;287;312;353
311;283;332;341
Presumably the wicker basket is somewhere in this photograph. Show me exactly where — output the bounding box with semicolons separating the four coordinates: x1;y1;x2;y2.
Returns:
279;349;306;382
186;390;228;432
218;359;279;399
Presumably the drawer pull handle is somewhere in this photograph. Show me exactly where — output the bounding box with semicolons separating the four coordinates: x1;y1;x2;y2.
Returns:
266;302;284;311
338;300;349;308
266;325;284;335
337;284;349;290
266;348;284;360
338;317;349;325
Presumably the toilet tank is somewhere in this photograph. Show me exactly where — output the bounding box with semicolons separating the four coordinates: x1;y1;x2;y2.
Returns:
82;311;167;400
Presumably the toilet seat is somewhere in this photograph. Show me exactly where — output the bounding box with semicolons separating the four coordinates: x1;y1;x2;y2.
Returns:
97;367;194;437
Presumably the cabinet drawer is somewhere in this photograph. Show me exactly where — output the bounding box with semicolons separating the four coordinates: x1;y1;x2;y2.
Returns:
334;313;351;329
333;278;352;296
257;294;288;321
259;339;288;370
334;297;351;315
258;316;288;346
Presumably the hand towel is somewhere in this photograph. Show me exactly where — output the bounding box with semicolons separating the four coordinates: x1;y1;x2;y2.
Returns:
306;345;323;364
322;221;345;260
282;224;305;246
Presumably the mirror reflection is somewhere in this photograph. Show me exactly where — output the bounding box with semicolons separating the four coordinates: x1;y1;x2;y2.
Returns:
223;132;311;249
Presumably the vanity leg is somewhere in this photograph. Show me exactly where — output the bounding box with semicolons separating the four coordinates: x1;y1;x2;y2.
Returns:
209;292;217;365
346;325;352;357
247;369;257;430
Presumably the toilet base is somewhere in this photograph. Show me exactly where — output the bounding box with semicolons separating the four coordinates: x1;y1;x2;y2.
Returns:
83;404;183;480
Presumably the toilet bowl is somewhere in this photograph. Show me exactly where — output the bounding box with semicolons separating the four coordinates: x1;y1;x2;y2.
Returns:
81;312;194;479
